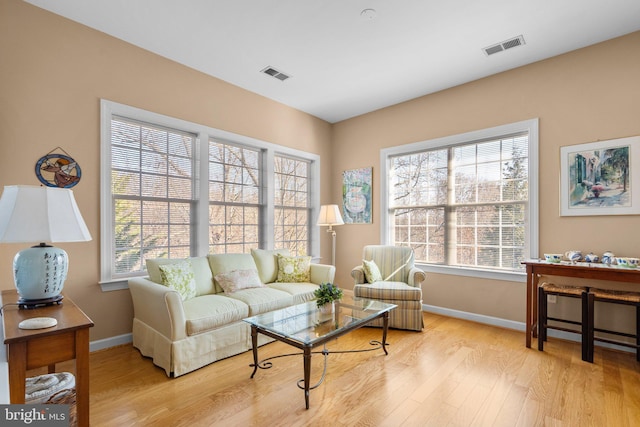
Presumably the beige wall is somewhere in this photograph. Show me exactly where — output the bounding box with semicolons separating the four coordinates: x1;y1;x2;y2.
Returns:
2;0;639;344
332;31;640;324
0;0;333;341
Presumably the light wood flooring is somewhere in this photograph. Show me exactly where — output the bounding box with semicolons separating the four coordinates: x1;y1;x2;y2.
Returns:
41;313;640;426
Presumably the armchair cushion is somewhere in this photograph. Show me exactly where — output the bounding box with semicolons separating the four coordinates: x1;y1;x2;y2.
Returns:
354;282;422;301
362;259;383;283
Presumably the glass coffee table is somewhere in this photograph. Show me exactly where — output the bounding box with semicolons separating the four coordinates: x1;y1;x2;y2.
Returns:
244;298;397;409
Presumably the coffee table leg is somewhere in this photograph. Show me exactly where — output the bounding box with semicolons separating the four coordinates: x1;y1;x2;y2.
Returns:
250;325;259;378
381;311;390;355
303;346;311;409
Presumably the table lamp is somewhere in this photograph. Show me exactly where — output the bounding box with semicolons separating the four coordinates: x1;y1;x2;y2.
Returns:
316;204;344;266
0;185;92;308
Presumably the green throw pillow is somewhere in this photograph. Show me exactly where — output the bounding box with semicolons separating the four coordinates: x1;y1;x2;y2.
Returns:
158;260;197;301
362;259;383;283
276;254;311;283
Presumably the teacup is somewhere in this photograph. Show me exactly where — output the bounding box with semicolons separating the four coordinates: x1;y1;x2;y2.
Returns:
625;258;639;268
544;254;563;263
616;257;632;267
565;250;582;262
584;252;599;263
602;251;615;265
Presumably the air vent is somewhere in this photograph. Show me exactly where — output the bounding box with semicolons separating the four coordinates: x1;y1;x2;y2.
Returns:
261;66;291;81
483;35;526;56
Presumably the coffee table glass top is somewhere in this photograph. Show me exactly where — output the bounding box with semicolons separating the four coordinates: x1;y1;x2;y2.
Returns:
244;298;396;346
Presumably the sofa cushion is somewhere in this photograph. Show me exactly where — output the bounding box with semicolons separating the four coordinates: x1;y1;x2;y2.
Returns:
146;257;216;296
215;268;263;294
225;287;293;316
251;248;290;283
276;254;311;283
183;295;249;336
208;254;259;293
362;259;383;283
267;282;319;305
158;260;197;301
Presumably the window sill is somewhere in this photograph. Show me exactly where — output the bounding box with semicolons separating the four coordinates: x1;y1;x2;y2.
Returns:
99;279;130;292
417;263;526;283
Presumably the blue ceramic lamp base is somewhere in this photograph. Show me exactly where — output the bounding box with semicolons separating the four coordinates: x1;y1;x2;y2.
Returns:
14;243;68;305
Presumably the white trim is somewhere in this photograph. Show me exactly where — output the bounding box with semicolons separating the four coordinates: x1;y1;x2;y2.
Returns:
89;333;132;352
100;99;320;284
380;118;539;279
423;304;634;354
419;264;527;282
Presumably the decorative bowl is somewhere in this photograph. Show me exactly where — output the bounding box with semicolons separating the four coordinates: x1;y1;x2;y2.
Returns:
544;254;563;263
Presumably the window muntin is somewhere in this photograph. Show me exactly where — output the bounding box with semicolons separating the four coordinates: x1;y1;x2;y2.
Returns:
110;117;196;276
274;155;310;255
386;123;535;275
208;140;261;254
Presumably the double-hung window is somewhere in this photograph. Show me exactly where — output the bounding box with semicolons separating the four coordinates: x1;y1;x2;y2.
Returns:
100;100;320;289
381;119;538;280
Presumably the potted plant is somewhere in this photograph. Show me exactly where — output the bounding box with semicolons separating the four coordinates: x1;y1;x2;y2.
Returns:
314;282;343;313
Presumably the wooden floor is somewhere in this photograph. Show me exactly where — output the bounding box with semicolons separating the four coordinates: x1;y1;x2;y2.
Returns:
42;313;640;426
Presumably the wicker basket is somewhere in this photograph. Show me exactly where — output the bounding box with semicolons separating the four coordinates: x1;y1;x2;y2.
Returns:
46;388;77;427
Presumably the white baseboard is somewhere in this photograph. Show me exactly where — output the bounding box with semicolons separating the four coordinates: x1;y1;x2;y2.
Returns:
423;304;634;355
90;333;132;352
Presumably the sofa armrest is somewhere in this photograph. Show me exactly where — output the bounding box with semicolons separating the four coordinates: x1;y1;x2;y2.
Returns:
310;263;336;284
128;277;187;341
408;267;426;287
351;266;366;284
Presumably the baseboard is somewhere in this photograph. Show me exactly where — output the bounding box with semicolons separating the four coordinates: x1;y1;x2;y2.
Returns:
90;333;132;352
423;304;634;355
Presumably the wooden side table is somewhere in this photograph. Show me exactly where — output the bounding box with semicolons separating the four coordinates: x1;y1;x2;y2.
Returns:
1;290;94;427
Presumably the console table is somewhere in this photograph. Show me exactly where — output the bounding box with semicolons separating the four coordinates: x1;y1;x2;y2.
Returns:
1;290;94;427
523;260;640;348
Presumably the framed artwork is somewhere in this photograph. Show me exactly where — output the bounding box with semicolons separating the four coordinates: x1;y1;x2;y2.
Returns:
560;136;640;216
342;167;372;223
35;151;82;188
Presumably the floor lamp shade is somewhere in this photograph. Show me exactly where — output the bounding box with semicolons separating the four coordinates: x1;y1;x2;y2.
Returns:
0;185;92;303
316;204;344;266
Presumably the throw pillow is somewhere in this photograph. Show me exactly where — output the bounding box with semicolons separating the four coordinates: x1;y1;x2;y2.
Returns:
158;260;197;301
362;259;383;283
214;268;263;294
251;248;290;283
276;254;311;283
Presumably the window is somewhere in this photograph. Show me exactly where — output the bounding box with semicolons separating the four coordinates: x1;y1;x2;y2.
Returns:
274;155;311;255
381;119;538;280
100;100;320;289
208;140;261;254
109;117;196;276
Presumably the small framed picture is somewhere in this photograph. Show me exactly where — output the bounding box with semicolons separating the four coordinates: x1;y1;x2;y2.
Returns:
560;136;640;216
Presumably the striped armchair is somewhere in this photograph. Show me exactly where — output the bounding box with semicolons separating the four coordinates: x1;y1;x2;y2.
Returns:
351;245;425;331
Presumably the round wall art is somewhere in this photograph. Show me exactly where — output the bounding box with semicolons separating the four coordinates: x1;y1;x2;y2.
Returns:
35;151;82;188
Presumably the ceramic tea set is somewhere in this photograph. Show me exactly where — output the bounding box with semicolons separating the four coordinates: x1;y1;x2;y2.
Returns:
543;250;639;267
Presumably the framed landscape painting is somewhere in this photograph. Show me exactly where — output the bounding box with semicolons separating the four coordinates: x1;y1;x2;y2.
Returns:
560;136;640;216
342;167;372;223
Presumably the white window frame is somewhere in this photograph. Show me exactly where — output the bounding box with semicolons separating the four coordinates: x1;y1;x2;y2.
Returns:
100;99;320;291
380;118;539;282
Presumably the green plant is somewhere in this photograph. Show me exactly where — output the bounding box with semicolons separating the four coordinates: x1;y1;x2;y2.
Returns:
314;282;343;307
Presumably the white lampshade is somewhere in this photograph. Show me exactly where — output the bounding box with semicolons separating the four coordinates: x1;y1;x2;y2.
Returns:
0;185;92;305
316;204;344;227
0;185;92;243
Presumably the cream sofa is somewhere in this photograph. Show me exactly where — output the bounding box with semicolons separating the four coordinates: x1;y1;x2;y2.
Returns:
129;249;335;377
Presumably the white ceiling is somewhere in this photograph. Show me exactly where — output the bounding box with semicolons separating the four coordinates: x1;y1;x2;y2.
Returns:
25;0;640;123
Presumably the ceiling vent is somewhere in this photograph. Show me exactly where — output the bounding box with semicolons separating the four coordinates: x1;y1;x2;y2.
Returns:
261;66;291;81
483;35;526;56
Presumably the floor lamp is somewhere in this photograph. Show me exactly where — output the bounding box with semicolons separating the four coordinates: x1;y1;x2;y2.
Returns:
316;204;344;266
